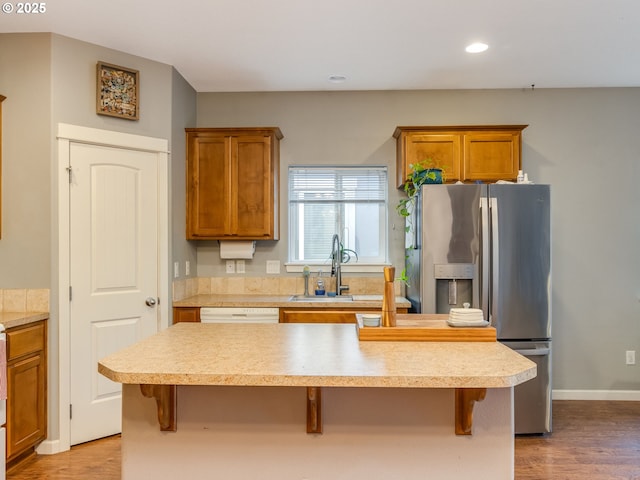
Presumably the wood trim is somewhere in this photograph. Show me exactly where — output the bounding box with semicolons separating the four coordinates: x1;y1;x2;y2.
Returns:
393;125;528;137
306;387;322;434
455;388;487;435
140;384;177;432
134;384;487;435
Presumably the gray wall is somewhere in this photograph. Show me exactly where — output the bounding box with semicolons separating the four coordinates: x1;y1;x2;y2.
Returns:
0;32;197;441
1;31;638;424
196;89;640;392
0;33;52;287
170;67;198;284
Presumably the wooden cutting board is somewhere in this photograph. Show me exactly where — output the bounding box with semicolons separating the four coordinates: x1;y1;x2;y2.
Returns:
355;313;496;342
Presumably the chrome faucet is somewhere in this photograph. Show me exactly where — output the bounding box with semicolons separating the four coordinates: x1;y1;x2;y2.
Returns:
331;234;349;295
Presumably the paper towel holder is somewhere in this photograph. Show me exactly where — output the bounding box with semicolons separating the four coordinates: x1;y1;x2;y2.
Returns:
219;240;256;259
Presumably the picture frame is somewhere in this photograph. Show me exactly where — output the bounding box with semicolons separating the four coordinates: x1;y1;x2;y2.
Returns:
96;61;139;120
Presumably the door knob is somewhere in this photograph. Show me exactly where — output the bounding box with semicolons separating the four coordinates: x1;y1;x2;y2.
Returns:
145;297;157;307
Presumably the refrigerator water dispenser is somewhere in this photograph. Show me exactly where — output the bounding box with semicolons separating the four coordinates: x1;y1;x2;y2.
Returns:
434;263;475;313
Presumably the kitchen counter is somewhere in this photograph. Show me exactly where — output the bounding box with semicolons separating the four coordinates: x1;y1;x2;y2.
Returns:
99;322;533;388
0;311;49;329
172;293;412;309
100;321;534;479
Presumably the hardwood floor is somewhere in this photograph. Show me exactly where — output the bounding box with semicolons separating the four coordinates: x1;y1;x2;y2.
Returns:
7;435;120;480
515;401;640;479
7;401;640;479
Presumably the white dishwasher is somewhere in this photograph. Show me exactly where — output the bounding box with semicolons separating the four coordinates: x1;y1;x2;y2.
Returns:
200;307;279;324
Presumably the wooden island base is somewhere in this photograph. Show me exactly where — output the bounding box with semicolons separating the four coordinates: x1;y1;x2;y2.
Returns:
122;384;515;480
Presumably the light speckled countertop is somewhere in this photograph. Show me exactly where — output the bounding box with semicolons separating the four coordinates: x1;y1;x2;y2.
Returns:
173;294;411;309
0;311;49;329
98;322;535;389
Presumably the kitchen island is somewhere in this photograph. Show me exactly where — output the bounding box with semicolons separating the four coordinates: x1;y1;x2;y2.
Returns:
99;321;535;480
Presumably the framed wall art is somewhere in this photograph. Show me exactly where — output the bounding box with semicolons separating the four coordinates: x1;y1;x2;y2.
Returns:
96;61;139;120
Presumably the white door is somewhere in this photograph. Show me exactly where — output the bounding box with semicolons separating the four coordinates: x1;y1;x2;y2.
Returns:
69;142;160;445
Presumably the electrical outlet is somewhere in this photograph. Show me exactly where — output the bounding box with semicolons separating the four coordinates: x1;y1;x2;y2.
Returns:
626;350;636;365
225;260;235;274
236;260;245;274
266;260;280;274
173;261;179;278
185;260;190;276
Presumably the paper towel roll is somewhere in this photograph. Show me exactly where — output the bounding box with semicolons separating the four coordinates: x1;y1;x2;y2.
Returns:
219;241;256;259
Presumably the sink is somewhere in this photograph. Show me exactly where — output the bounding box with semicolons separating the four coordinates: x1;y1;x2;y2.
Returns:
288;295;354;302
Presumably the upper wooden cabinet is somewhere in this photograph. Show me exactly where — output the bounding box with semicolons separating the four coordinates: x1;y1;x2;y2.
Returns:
393;125;527;188
186;128;282;240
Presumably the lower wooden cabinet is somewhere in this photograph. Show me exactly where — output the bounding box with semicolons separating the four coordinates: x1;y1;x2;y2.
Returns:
280;307;409;323
173;307;200;323
173;306;410;324
6;319;47;469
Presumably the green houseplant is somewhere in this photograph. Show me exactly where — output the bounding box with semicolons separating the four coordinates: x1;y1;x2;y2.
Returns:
395;160;445;284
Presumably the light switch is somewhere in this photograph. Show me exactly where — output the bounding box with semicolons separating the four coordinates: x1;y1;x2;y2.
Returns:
185;260;190;276
236;260;245;274
174;262;179;278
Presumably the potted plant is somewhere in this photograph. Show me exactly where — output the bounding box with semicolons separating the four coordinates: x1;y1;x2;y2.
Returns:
397;161;444;214
395;160;445;284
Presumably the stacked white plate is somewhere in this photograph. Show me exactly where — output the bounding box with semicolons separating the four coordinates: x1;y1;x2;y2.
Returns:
447;307;489;327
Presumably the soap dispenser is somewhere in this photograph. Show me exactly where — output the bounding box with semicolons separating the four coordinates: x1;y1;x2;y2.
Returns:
315;270;326;296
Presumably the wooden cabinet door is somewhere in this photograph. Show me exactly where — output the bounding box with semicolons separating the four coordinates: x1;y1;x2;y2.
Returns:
187;134;230;238
397;132;461;187
405;133;461;181
7;352;46;461
173;307;200;323
463;132;521;182
234;135;276;238
280;309;360;323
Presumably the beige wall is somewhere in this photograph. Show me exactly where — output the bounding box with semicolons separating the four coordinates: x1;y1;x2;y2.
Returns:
196;88;640;392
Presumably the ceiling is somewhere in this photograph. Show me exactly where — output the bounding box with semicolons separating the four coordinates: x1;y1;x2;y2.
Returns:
2;0;640;92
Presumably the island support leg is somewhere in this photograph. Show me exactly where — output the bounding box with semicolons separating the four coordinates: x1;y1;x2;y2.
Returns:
140;384;177;431
455;388;487;435
306;387;322;434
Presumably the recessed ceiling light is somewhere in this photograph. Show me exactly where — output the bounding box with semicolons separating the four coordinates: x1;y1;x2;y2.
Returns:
465;42;489;53
328;74;347;84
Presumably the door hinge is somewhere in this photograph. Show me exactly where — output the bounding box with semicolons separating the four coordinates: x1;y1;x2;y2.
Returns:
69;286;73;301
70;404;73;420
66;166;72;183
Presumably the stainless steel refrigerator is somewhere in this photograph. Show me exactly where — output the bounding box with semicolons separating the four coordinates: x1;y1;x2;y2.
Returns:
405;183;551;434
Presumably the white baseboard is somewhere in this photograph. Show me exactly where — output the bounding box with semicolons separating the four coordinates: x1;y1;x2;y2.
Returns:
553;389;640;401
36;439;68;455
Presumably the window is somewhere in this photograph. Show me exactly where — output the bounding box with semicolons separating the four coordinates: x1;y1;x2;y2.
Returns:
288;166;388;265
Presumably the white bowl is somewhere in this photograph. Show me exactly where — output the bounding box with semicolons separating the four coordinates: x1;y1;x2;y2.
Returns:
362;314;381;327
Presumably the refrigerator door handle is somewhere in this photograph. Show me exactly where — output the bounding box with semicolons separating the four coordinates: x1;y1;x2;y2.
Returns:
490;197;499;327
480;197;490;320
514;348;551;356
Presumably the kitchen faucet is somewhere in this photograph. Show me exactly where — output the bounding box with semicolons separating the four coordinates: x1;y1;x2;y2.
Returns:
331;234;349;295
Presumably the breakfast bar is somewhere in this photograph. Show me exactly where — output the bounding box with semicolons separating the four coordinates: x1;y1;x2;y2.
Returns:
98;321;535;480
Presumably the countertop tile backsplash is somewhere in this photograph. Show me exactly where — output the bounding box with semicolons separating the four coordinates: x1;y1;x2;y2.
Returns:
173;276;403;302
0;288;50;312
